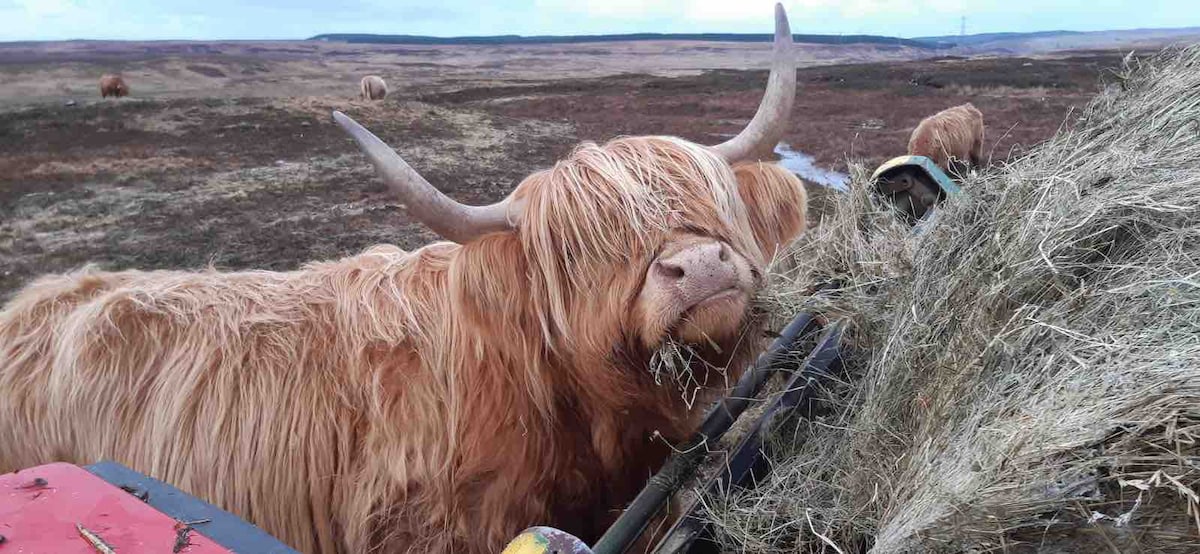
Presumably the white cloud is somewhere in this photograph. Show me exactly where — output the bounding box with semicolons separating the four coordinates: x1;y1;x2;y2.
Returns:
694;0;968;22
0;0;1192;42
533;0;679;19
0;0;214;40
17;0;77;17
533;0;977;32
685;0;775;22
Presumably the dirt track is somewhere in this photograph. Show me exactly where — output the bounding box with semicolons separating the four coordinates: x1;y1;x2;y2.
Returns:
0;48;1127;299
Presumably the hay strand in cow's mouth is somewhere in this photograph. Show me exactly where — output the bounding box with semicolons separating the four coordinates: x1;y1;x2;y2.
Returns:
706;45;1200;553
649;340;708;409
650;296;780;410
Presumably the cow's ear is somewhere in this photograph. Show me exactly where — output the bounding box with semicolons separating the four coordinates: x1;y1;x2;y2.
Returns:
732;161;808;260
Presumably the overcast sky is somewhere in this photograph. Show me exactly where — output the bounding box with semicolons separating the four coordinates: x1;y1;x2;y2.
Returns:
0;0;1195;42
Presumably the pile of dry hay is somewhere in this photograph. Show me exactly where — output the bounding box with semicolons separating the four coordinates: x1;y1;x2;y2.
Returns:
711;46;1200;552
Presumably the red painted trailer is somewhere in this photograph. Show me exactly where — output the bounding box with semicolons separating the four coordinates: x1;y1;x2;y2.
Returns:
0;462;297;553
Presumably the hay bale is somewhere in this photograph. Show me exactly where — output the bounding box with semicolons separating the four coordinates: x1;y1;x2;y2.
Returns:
712;46;1200;553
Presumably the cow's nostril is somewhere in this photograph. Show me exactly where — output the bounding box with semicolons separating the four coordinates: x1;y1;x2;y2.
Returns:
718;244;730;262
656;261;685;280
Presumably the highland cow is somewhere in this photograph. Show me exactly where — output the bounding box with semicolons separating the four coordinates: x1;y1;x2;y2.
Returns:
0;5;806;554
99;74;129;98
360;75;388;100
907;102;985;176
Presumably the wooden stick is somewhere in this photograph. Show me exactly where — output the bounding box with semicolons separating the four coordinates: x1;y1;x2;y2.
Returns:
76;523;117;554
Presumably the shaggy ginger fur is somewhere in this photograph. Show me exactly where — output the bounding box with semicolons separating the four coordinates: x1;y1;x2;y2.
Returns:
907;102;984;175
360;75;387;101
99;74;129;98
0;137;807;553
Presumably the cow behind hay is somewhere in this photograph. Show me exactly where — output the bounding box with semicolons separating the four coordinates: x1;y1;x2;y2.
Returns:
907;102;984;177
710;46;1200;553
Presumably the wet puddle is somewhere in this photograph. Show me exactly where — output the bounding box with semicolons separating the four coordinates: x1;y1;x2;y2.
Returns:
773;142;849;192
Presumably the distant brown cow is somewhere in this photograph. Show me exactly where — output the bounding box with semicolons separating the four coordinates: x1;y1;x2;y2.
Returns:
907;103;984;176
99;74;129;98
359;75;387;100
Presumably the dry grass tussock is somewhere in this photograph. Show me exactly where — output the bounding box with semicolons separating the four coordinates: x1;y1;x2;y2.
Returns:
710;46;1200;552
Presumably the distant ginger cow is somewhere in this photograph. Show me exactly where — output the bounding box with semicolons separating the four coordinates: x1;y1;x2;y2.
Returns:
0;5;807;554
359;75;387;100
98;74;129;98
907;102;985;176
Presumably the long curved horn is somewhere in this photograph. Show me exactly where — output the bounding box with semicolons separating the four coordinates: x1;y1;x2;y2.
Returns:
332;111;518;243
711;3;796;163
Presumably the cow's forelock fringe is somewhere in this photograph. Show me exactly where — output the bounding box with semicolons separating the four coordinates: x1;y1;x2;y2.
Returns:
518;136;762;351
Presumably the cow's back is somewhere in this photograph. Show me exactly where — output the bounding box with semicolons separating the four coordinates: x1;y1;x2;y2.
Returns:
99;75;126;98
360;76;387;100
0;264;376;553
908;103;984;171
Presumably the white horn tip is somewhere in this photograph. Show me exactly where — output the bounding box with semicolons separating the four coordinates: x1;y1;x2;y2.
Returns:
331;110;371;141
775;4;791;41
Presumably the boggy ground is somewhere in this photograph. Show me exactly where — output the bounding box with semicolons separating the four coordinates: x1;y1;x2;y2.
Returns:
442;52;1121;172
0;51;1127;299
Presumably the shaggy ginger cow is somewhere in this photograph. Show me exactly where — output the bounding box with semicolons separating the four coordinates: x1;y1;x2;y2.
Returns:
99;74;129;98
0;5;807;553
907;102;985;175
360;75;388;100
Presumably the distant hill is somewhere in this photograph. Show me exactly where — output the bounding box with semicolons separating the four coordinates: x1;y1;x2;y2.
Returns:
308;32;946;49
916;30;1083;47
918;27;1200;55
307;27;1200;54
